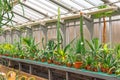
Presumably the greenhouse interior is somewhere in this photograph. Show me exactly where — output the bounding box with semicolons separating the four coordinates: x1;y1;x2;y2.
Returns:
0;0;120;80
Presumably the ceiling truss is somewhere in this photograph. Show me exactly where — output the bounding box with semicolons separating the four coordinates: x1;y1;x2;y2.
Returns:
3;0;120;28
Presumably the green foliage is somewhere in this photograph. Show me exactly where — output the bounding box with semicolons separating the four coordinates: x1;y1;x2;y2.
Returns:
83;53;94;66
93;5;114;18
45;39;57;60
86;38;102;55
75;39;84;54
0;0;14;27
22;36;39;59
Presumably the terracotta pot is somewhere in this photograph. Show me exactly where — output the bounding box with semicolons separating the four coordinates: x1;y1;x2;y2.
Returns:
106;68;113;74
47;59;53;64
108;71;112;74
73;61;82;69
30;58;34;60
53;61;56;64
41;58;46;62
93;68;98;72
57;62;61;65
4;54;9;56
85;65;91;70
101;67;106;73
13;56;18;58
66;62;73;67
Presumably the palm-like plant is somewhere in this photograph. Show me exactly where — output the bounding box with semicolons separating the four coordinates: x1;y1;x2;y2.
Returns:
93;5;114;44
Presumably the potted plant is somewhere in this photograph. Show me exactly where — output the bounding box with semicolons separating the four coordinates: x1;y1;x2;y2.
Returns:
45;40;57;64
22;37;39;60
65;53;74;67
40;50;47;62
73;54;83;69
91;61;100;72
99;53;117;74
83;54;93;71
46;53;53;64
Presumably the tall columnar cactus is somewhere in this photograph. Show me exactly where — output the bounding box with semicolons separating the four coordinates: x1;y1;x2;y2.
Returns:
57;7;62;51
80;12;85;54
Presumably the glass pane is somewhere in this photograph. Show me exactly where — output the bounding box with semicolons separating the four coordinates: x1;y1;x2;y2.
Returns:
43;0;68;14
28;0;58;15
24;1;54;16
14;4;44;19
60;0;83;10
87;0;104;6
12;14;28;23
74;0;94;8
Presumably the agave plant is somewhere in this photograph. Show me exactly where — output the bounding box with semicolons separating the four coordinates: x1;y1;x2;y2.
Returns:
45;39;57;60
100;53;117;73
22;36;40;59
14;37;26;59
83;54;94;69
86;38;102;55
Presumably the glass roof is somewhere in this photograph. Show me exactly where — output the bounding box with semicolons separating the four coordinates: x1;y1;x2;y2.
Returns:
3;0;120;27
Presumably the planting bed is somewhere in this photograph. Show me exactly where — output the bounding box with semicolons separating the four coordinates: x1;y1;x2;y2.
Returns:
0;56;119;80
0;64;47;80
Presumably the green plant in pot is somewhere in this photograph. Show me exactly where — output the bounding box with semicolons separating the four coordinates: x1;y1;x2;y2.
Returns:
73;54;83;69
22;36;39;60
54;49;67;65
15;38;27;59
46;39;57;64
39;50;47;62
86;38;102;59
115;44;120;76
83;54;94;70
65;49;74;67
2;43;14;56
100;53;117;74
91;61;100;72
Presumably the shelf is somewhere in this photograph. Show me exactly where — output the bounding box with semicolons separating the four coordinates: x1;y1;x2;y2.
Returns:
1;56;119;80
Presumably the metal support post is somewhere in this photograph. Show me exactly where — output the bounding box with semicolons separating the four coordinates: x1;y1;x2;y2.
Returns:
48;68;52;80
